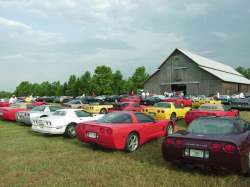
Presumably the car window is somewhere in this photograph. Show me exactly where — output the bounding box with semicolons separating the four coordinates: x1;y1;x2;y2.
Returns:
174;103;183;109
134;103;140;108
134;113;154;123
97;113;132;123
53;111;66;116
32;106;45;112
49;106;62;112
75;110;91;117
188;118;239;135
153;102;171;108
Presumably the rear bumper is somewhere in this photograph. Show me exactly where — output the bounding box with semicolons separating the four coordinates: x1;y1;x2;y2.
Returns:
162;142;244;173
32;125;66;135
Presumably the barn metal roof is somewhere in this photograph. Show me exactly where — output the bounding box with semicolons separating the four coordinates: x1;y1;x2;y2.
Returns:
178;48;250;84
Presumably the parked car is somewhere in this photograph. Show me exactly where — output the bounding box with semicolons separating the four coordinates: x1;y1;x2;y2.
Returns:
120;96;141;104
184;104;239;124
193;97;221;108
142;102;191;121
216;95;232;105
0;107;28;121
230;97;250;111
16;105;62;125
76;111;175;152
108;102;145;112
0;100;9;107
162;117;250;175
164;96;192;107
141;96;161;106
63;99;86;109
105;95;122;103
31;109;103;138
82;103;114;114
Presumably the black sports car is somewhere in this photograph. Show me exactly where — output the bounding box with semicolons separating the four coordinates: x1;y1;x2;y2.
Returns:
230;97;250;111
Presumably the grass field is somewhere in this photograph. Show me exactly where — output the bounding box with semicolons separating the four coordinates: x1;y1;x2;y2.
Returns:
1;112;250;187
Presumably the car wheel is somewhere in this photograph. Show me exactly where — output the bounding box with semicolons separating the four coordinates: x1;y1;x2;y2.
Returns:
247;151;250;176
170;113;177;121
64;123;76;138
166;124;174;135
125;132;139;152
100;108;107;114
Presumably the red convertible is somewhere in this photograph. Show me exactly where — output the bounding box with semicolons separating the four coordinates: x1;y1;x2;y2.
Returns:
162;117;250;175
120;96;141;104
108;102;145;112
163;96;192;107
0;107;28;121
76;111;175;152
184;104;239;124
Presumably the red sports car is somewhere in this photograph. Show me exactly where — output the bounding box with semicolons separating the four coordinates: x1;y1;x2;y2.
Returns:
108;102;145;112
0;101;10;107
0;107;28;121
120;96;141;104
76;111;175;152
163;96;192;107
184;104;239;124
162;117;250;175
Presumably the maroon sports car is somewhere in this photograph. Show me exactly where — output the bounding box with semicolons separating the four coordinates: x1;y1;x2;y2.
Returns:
162;117;250;175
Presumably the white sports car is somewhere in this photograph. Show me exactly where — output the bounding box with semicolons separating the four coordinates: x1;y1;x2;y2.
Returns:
16;105;62;125
31;109;103;138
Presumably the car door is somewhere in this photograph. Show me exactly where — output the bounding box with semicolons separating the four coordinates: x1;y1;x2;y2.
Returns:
134;113;161;142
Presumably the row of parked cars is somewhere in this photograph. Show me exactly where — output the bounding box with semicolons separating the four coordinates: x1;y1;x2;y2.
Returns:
0;96;250;176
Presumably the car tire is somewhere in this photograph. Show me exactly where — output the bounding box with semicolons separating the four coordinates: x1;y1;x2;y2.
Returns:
170;113;177;121
166;124;174;135
125;132;139;152
64;123;76;138
246;151;250;176
100;108;107;114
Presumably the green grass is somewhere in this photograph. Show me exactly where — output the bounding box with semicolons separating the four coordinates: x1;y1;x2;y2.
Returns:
0;112;250;187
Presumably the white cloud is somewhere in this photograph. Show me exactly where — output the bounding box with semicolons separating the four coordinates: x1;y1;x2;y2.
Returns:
212;31;231;40
0;16;31;30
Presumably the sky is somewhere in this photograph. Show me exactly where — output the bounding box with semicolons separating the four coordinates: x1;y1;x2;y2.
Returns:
0;0;250;91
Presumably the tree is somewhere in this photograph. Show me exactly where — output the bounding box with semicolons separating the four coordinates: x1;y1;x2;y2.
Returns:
15;81;33;96
66;75;77;96
92;66;113;95
236;66;250;79
79;71;92;95
130;66;149;91
0;91;12;98
112;70;125;94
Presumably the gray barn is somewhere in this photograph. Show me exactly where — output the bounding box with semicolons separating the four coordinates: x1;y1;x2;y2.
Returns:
144;48;250;96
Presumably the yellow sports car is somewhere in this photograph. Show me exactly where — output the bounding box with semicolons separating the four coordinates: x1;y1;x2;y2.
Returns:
142;102;191;121
192;97;221;108
82;104;113;114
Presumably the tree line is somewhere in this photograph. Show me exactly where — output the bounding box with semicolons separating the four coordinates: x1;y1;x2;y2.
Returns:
235;66;250;79
11;66;149;97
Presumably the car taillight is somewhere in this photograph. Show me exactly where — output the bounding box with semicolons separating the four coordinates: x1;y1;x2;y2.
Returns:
100;127;112;134
145;109;148;112
106;128;112;134
210;143;222;152
223;144;237;153
175;139;184;148
157;110;160;113
100;128;105;133
166;138;175;145
161;110;164;113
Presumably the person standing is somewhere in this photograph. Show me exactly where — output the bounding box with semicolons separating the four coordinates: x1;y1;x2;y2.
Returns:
146;91;149;98
9;95;17;104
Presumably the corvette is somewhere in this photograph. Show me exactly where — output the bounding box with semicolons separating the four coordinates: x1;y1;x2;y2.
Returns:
120;96;141;104
162;117;250;175
16;105;62;125
164;96;192;107
82;103;113;114
193;97;221;108
184;104;239;124
142;102;191;121
76;111;175;152
108;102;145;112
0;107;28;121
32;109;103;138
0;101;10;107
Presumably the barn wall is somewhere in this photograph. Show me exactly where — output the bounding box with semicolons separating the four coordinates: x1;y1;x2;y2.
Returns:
143;71;160;94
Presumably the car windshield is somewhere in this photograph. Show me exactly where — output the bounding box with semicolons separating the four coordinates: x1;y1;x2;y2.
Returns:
114;103;129;108
97;113;132;123
32;106;45;111
187;118;239;135
68;100;81;104
153;102;171;108
199;105;223;111
53;111;66;116
75;110;91;117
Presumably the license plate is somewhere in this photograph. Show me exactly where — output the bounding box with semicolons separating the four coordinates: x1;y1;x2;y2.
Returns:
38;121;44;128
0;112;3;116
87;132;97;139
189;149;204;158
148;112;156;116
